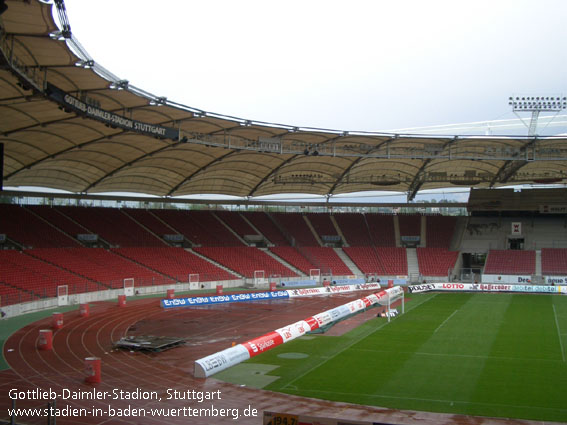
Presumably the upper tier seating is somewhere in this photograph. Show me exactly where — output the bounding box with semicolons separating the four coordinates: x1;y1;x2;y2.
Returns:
114;247;238;281
240;211;289;245
426;215;457;249
270;246;316;275
271;213;319;246
194;247;297;278
58;207;164;247
417;248;459;277
214;211;259;239
306;213;338;240
122;209;176;239
398;214;421;237
298;247;353;276
343;246;408;275
333;213;373;245
541;248;567;275
30;248;172;288
365;214;396;246
483;250;536;275
0;204;79;248
27;205;88;244
152;209;242;246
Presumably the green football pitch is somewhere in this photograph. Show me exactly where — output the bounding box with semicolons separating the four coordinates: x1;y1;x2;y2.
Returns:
216;292;567;422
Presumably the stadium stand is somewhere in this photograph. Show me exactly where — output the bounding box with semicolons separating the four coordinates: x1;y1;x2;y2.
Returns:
417;248;459;277
483;249;536;275
343;246;408;276
240;211;289;245
29;248;172;288
541;248;567;275
153;209;242;246
122;209;177;241
398;214;421;237
426;215;457;249
5;203;567;308
214;210;259;239
0;204;80;248
375;247;409;275
305;213;338;240
194;246;297;278
269;246;316;275
114;247;238;282
333;213;373;246
365;214;396;246
298;246;354;276
27;205;89;245
0;250;97;298
57;206;164;247
343;246;386;275
271;212;320;246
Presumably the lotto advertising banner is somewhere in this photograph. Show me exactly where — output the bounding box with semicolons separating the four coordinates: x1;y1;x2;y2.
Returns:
194;286;401;378
408;283;560;294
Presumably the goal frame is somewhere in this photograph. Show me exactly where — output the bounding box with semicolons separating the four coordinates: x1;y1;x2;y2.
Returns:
123;278;134;296
57;284;69;306
309;268;321;283
380;288;405;322
254;270;266;286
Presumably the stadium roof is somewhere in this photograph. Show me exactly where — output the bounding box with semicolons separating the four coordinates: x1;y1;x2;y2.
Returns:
1;0;567;201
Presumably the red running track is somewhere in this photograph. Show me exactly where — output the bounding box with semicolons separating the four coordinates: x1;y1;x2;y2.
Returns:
0;293;556;425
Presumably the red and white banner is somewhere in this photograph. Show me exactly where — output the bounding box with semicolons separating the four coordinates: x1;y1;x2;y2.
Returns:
194;286;401;378
286;283;381;298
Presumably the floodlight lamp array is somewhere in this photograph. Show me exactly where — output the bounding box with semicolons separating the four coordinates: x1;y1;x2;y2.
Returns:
509;95;566;111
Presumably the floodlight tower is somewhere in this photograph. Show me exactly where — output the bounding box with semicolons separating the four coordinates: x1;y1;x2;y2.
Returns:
508;95;567;136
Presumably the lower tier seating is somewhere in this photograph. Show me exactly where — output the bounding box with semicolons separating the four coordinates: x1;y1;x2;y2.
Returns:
417;248;459;277
194;246;297;278
483;250;536;275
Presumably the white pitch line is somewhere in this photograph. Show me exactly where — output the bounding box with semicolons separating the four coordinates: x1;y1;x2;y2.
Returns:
552;304;565;362
434;309;458;334
282;293;438;390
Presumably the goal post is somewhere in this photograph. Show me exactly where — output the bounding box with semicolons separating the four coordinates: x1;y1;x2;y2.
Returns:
123;278;134;296
378;286;404;322
309;268;321;283
188;273;199;290
254;270;266;286
57;285;68;306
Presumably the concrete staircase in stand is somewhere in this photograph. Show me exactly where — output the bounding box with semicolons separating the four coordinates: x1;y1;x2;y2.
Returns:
185;248;244;279
535;250;542;276
334;247;363;276
303;215;323;246
261;248;307;277
406;248;420;282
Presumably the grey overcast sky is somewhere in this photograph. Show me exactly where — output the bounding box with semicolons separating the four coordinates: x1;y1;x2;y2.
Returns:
61;0;567;134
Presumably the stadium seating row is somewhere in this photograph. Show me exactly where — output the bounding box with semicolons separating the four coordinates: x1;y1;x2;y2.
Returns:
1;204;460;249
